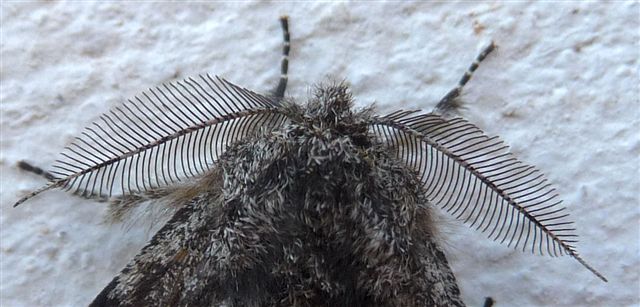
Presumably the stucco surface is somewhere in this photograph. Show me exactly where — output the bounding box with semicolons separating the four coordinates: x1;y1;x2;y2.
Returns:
1;2;638;306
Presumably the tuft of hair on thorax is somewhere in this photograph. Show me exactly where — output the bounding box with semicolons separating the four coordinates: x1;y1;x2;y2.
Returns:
304;81;356;123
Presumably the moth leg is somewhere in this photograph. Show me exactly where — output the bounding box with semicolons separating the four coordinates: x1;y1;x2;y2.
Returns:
434;42;496;113
273;16;290;99
483;297;495;307
17;160;56;181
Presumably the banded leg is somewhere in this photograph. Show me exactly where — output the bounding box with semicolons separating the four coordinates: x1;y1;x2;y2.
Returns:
434;42;496;113
273;16;290;99
483;297;495;307
17;160;56;181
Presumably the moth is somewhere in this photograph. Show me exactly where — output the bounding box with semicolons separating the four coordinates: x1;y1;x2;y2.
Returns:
14;16;606;306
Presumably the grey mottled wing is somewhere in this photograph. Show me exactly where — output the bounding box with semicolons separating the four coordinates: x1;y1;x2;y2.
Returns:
89;183;227;307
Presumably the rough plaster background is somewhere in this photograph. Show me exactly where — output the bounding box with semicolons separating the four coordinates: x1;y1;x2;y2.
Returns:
1;2;638;306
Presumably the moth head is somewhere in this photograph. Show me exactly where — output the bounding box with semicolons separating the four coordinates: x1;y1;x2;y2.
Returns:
305;82;355;126
288;82;374;149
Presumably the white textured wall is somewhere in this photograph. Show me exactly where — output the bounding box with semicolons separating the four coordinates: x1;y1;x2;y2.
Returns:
1;2;638;306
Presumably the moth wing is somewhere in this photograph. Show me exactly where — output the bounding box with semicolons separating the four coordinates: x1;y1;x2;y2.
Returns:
89;184;228;306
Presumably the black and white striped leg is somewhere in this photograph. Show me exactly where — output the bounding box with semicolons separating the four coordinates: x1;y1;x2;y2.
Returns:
17;160;56;181
434;41;496;113
273;16;290;99
483;297;495;307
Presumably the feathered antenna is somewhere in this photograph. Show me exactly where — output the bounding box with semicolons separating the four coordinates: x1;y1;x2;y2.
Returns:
13;75;286;207
370;112;607;282
369;41;606;282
